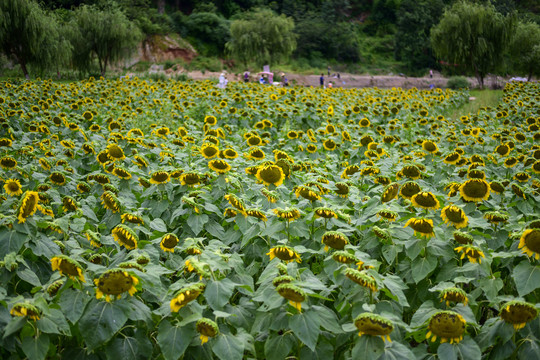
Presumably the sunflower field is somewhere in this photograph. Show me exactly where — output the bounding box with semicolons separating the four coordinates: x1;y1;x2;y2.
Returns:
0;78;539;360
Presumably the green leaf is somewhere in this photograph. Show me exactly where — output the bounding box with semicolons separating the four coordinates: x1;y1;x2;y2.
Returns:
149;218;167;233
512;260;540;296
156;320;195;360
410;301;437;328
378;341;416;360
311;305;343;333
187;213;208;236
0;229;26;258
456;338;481;360
3;316;26;338
205;278;236;310
438;343;458;360
264;333;294;360
105;337;139;360
411;256;437;283
382;275;409;307
517;339;540;360
212;333;244;360
21;334;50;360
17;268;41;287
289;310;321;352
58;288;91;323
78;300;128;351
351;335;385;360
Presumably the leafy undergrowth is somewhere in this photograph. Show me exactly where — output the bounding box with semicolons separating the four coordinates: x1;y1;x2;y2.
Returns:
0;78;539;360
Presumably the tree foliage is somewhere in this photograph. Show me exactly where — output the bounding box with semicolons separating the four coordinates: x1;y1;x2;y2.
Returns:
509;21;540;80
226;8;296;67
0;0;70;78
430;1;515;88
68;4;142;76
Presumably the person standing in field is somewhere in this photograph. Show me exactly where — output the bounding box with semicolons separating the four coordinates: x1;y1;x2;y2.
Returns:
320;74;324;87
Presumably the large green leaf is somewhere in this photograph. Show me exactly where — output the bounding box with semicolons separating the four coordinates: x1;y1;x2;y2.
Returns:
411;256;437;283
264;333;295;360
156;320;195;360
438;343;458;360
187;213;208;235
512;260;540;296
205;278;236;310
212;333;244;360
0;230;26;258
378;341;416;360
78;300;128;351
21;334;50;360
58;288;91;323
351;335;385;360
289;310;321;352
105;337;139;360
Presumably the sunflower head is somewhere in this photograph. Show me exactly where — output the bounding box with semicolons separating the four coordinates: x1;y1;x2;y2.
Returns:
440;205;468;229
256;165;285;187
94;269;139;302
17;191;40;223
160;233;179;253
10;302;41;321
112;224;139;250
170;283;205;312
4;179;22;196
344;268;377;292
273;207;301;221
500;300;538;330
404;217;435;238
332;250;358;264
354;313;393;341
518;229;540;260
267;245;301;263
196;318;219;344
381;183;400;203
322;231;348;251
51;255;85;282
459;179;490;203
426;311;466;344
276;283;306;312
455;245;485;264
440;287;468;306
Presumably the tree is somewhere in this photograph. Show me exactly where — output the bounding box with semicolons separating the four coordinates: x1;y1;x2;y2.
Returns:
394;0;445;74
509;21;540;80
226;8;296;67
69;4;142;76
0;0;70;78
430;1;515;88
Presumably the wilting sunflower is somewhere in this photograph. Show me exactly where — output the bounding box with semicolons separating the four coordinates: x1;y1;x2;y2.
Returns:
400;181;421;199
400;165;422;180
354;313;393;342
376;209;398;222
4;179;22;196
62;196;78;212
267;245;301;263
0;156;17;170
277;283;306;312
274;207;301;221
322;231;348;251
112;224;139;250
160;233;179;253
246;209;267;221
345;268;377;292
334;182;350;198
196;318;219;345
440;287;468;306
459;179;490;203
120;213;144;225
150;170;170;185
94;269;138;302
85;230;102;248
50;171;67;186
295;185;321;201
17;191;39;223
455;245;485;264
106;143;125;161
453;230;473;245
51;255;85;282
443;152;461;165
170;283;205;312
273;275;294;287
440;205;468;228
341;165;360;179
500;300;538;330
101;191;121;212
422;140;439;154
256;165;285;187
262;188;278;203
381;183;400;203
426;311;466;344
411;191;440;210
332;250;358;264
180;172;201;187
518;229;540;260
224;193;246;213
483;211;509;225
10;303;41;321
112;166;132;180
404;217;435;238
208;159;231;174
373;226;391;242
314;207;338;219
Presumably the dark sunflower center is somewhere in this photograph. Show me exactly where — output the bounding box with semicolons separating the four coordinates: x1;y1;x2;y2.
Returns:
7;182;20;192
152;172;169;182
403;166;420;178
162;235;178;248
429;314;465;337
356;318;392;335
59;260;80;277
524;229;540;252
411;220;433;234
278;287;305;302
446;208;465;222
108;146;124;159
259;166;282;184
502;304;537;323
463;180;488;197
98;272;133;295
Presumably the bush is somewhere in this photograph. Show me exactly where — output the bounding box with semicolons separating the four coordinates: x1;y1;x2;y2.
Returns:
447;76;470;89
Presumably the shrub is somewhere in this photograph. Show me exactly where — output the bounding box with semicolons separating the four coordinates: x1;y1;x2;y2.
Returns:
447;76;470;89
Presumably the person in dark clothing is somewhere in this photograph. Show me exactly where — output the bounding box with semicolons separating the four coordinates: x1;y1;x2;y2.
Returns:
320;74;324;87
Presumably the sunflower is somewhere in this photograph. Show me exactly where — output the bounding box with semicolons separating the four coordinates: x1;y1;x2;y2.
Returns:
483;211;509;225
94;269;138;302
170;283;205;312
459;179;490;202
200;143;219;159
246;209;267;221
400;181;421;199
208;159;231;174
50;171;67;186
17;191;39;223
276;283;306;312
112;166;132;180
518;229;540;260
422;140;439;154
332;250;358;264
273;275;294;287
404;217;435;238
345;268;377;292
62;196;78;212
354;313;393;342
112;224;139;250
494;144;511;156
443;152;461;165
514;172;530;183
373;226;391;242
0;156;17;170
273;207;301;221
453;230;473;245
180;172;201;187
321;231;348;251
85;230;102;248
500;300;538;331
504;157;518;168
359;118;371;127
381;183;400;203
10;303;41;321
262;188;278;203
426;311;466;344
376;209;398;222
440;205;468;228
196;318;219;345
440;287;468;306
246;146;265;160
101;191;121;212
106;143;125;161
267;245;301;263
400;164;421;180
323;139;337;151
341;165;360;179
4;179;22;196
295;185;321;201
314;207;338;219
455;245;485;264
160;233;179;253
224;194;246;213
51;255;85;282
150;170;170;185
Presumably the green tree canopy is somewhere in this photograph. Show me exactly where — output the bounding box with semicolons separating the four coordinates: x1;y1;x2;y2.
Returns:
430;1;515;88
509;21;540;80
0;0;70;78
68;3;142;76
226;8;296;67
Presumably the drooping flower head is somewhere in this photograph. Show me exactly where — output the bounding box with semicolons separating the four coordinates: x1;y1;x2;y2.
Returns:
404;217;435;238
276;283;306;312
51;255;85;282
455;245;485;264
518;229;540;260
500;300;538;331
440;287;468;306
440;205;468;229
17;191;39;223
112;224;139;250
344;268;377;292
160;233;179;253
426;311;466;344
267;245;301;263
322;231;348;252
94;269;139;302
10;302;41;321
170;283;205;312
459;179;490;203
196;318;219;344
411;191;440;210
354;313;393;342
